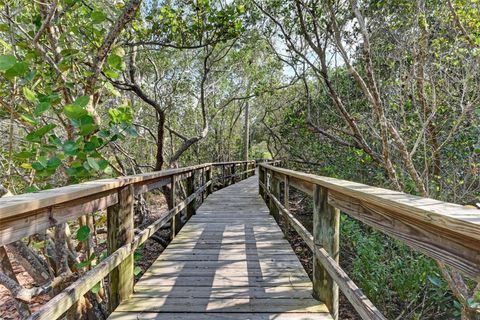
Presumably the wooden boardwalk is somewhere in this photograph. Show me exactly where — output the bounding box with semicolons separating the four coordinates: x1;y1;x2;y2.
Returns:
109;175;332;320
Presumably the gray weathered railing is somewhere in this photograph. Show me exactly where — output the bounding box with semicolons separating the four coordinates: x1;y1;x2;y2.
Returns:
258;162;480;320
0;160;255;320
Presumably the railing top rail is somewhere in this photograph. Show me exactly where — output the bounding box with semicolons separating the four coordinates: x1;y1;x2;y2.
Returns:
0;161;254;220
214;160;256;165
259;163;480;242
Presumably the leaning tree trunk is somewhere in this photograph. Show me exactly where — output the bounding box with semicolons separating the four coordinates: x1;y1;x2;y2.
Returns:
0;247;31;318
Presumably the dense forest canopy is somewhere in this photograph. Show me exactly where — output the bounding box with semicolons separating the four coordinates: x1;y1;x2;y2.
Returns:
0;0;479;319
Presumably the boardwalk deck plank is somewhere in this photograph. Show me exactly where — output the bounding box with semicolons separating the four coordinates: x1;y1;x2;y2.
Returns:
109;175;332;320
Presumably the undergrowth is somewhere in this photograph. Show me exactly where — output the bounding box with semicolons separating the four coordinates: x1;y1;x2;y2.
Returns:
340;216;460;319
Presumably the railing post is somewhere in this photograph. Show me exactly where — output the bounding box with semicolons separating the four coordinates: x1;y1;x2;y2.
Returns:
243;162;248;180
313;185;340;319
107;184;134;312
271;177;280;222
265;169;271;207
169;175;180;239
231;164;236;185
201;167;205;202
283;175;290;230
187;170;196;219
268;170;279;220
206;166;212;196
259;167;265;199
222;164;226;187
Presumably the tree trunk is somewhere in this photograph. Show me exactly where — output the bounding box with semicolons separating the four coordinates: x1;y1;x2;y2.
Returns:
0;247;31;318
243;102;249;161
154;110;165;171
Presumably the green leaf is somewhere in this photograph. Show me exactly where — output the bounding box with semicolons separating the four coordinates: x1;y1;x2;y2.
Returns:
81;115;95;124
91;282;101;294
20;113;38;125
79;123;97;136
37;155;48;167
63;104;88;119
104;69;119;79
427;275;442;287
47;156;62;170
104;166;113;175
84;141;97;152
25;124;56;142
63;140;79;155
77;225;90;241
134;250;142;261
31;162;44;170
109;106;133;124
104;81;121;97
23;87;36;103
133;266;142;276
100;252;108;261
14;151;34;159
124;126;138;136
91;11;106;23
107;54;122;70
0;54;16;70
73;96;90;108
0;24;10;32
112;46;125;57
86;157;101;171
5;62;28;78
98;159;108;170
60;48;79;57
25;186;39;193
35;102;50;115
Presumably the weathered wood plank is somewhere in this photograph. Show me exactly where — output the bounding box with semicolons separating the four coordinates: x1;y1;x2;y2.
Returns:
135;276;312;287
132;285;315;299
143;260;305;269
140;266;307;278
161;248;294;255
134;176;170;195
110;312;332;320
115;297;330;313
155;254;302;261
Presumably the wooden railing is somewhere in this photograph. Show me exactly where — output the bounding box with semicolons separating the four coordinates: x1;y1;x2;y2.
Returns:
0;160;255;320
258;163;480;320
